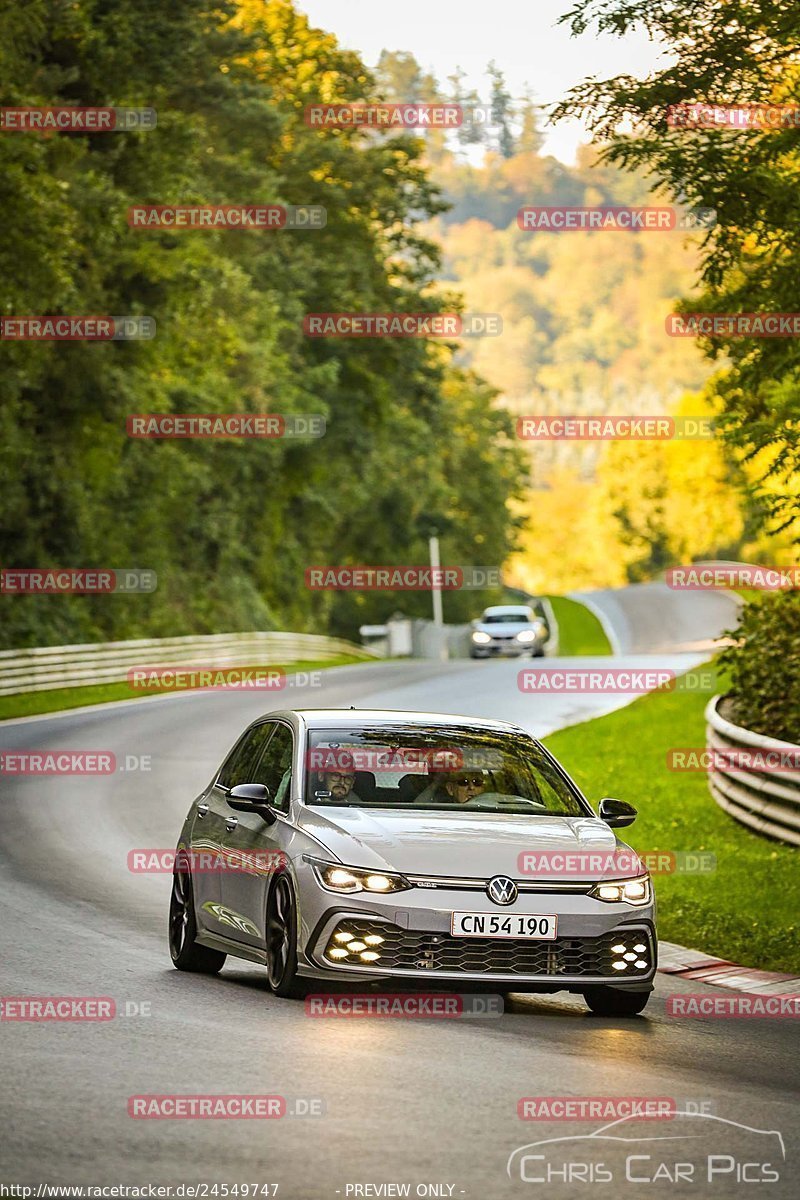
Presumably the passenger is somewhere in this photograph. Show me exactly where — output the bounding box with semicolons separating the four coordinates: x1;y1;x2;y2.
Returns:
415;769;487;805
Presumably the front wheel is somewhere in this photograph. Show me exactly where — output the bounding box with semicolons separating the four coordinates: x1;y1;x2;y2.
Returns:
265;875;306;998
583;987;650;1016
169;865;226;973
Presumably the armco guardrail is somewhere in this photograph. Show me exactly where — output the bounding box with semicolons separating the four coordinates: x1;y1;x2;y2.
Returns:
705;695;800;847
0;632;378;697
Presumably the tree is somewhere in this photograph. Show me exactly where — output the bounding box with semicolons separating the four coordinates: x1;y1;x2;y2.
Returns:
0;0;526;647
487;60;516;159
554;0;800;536
517;88;544;156
375;50;439;103
447;67;485;149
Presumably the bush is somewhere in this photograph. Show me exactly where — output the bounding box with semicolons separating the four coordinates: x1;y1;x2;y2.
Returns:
718;592;800;743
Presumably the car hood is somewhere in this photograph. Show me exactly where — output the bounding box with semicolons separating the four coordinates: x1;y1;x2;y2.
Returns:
296;807;632;879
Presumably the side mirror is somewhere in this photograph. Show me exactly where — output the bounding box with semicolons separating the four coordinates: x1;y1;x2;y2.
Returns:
598;797;637;828
227;782;275;821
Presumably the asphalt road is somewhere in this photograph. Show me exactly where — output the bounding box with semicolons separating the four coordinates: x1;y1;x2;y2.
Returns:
571;581;741;654
1;596;796;1197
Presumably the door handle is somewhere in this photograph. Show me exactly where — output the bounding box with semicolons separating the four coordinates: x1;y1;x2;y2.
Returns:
225;817;238;832
196;802;210;818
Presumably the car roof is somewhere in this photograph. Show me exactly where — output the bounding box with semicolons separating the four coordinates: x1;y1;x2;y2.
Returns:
256;708;532;737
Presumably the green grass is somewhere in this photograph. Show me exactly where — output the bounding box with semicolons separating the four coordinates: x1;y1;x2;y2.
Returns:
546;595;612;656
543;673;800;973
0;655;369;721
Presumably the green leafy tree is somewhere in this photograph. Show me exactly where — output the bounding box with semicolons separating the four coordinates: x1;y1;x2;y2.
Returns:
0;0;525;647
554;0;800;536
719;593;800;743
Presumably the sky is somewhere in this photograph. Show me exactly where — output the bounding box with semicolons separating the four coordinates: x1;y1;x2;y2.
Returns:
297;0;666;163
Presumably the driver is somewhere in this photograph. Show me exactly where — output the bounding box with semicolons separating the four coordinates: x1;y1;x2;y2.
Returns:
314;751;359;803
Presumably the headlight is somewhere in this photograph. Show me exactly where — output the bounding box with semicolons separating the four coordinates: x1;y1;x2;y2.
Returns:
472;630;491;644
307;858;412;894
516;629;536;643
590;875;651;906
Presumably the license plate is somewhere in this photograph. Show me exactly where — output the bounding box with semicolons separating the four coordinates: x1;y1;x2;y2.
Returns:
450;912;558;940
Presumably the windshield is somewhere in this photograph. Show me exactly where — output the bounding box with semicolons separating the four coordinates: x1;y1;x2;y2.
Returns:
305;724;587;816
481;612;533;624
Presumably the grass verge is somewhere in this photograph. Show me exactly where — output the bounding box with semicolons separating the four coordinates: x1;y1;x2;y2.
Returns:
0;655;369;721
543;673;800;973
546;595;612;656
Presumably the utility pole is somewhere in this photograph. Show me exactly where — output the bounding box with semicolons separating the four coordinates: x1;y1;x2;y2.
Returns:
428;533;448;661
429;533;443;626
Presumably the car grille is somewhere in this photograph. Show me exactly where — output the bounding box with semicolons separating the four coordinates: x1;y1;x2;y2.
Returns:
322;920;653;979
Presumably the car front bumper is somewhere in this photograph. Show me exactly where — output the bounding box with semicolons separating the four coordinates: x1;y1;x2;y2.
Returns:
298;884;657;989
471;639;542;657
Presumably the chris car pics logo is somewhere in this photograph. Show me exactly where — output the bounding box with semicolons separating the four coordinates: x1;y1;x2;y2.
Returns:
507;1112;784;1185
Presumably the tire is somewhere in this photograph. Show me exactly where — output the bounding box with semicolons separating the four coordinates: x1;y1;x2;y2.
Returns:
169;864;226;973
582;987;650;1016
265;874;307;998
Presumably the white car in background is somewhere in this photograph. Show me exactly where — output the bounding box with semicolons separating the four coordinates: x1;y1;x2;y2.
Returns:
470;604;548;659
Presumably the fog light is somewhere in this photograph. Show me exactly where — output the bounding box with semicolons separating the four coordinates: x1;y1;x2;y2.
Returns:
348;941;366;953
635;959;648;969
611;944;626;954
624;952;637;962
328;947;349;959
364;934;384;946
633;943;646;953
612;962;627;971
334;931;353;943
360;951;380;962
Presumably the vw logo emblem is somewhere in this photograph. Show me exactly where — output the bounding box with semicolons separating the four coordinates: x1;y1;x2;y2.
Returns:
487;875;518;906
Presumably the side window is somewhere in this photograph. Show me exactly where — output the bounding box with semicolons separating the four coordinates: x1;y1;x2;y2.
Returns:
217;724;274;790
252;723;294;812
